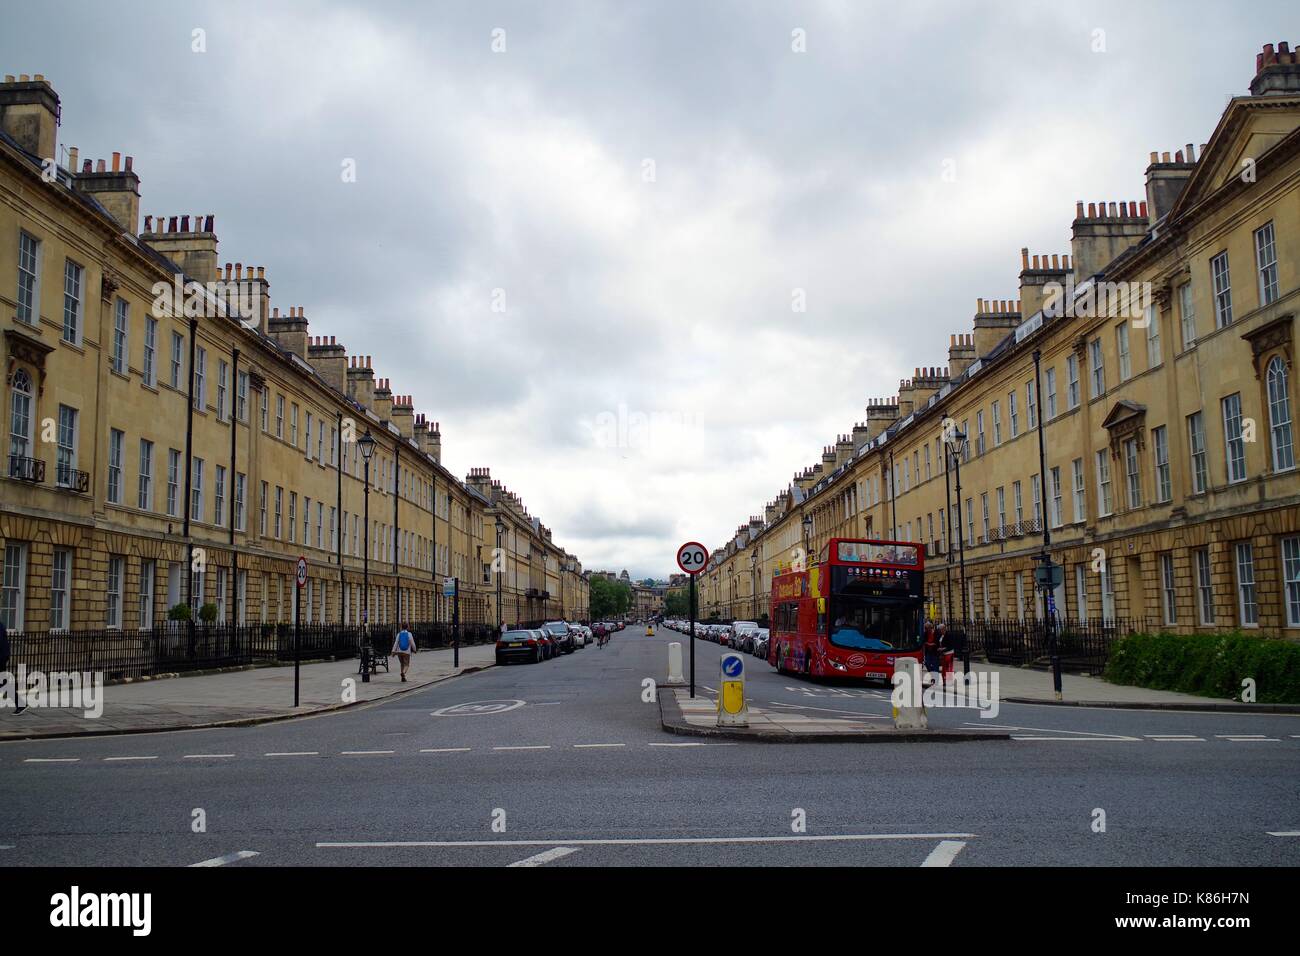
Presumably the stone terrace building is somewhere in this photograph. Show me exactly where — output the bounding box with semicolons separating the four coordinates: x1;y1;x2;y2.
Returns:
704;43;1300;637
0;74;588;634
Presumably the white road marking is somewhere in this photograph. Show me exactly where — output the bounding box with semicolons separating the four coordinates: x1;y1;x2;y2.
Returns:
573;743;625;748
23;757;79;763
970;723;1140;741
648;742;707;747
1145;734;1200;739
420;748;470;753
492;745;551;751
265;751;319;757
921;840;967;867
767;701;890;719
319;832;976;849
340;750;395;756
507;846;580;867
183;754;235;759
103;756;158;762
1146;737;1205;742
1216;734;1268;738
189;850;260;867
1011;736;1141;742
1220;737;1280;742
532;702;562;706
1267;831;1300;837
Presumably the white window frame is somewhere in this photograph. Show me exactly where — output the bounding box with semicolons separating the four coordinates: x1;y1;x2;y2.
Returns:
1267;356;1294;472
1211;250;1232;328
1152;426;1171;503
138;438;154;511
111;297;129;374
1160;553;1176;626
62;259;83;345
1255;221;1278;306
1235;542;1258;627
1222;393;1246;484
1283;536;1300;628
1071;457;1086;522
1196;549;1215;625
16;230;41;326
107;428;124;504
1096;450;1113;517
50;547;71;632
106;555;124;629
1178;282;1196;350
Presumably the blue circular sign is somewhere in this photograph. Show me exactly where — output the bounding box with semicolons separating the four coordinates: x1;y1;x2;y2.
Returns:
722;655;744;678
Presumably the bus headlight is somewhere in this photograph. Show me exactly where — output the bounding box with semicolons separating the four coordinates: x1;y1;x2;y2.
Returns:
827;658;848;671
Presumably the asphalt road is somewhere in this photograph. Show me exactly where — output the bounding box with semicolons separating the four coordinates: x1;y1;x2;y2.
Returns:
2;628;1298;867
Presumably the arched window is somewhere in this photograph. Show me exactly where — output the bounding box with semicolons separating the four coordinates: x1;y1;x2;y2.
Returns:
1268;356;1294;472
9;369;33;461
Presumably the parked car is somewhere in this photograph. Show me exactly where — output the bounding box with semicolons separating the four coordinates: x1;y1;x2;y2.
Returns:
570;625;586;648
544;621;575;654
732;621;759;650
496;629;543;665
533;629;556;660
752;628;770;659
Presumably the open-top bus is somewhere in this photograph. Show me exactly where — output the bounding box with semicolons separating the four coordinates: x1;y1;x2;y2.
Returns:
767;537;926;682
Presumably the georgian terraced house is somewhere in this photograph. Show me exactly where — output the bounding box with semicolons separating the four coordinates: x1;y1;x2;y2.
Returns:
702;43;1300;636
0;73;588;635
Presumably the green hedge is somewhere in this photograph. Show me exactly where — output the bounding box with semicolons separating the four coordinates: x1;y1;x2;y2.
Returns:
1104;631;1300;703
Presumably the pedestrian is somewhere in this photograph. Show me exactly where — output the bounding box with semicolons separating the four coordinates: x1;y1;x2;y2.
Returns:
391;623;416;682
922;621;941;684
0;620;24;715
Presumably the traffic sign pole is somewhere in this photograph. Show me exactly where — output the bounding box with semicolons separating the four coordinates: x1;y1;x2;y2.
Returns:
677;541;707;700
689;574;696;699
295;556;307;707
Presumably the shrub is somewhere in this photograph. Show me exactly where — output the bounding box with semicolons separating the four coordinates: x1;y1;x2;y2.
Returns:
167;603;191;622
1104;631;1300;703
199;603;218;625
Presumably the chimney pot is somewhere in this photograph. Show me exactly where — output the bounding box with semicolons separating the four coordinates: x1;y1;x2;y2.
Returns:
124;156;133;172
1087;202;1096;217
111;152;120;172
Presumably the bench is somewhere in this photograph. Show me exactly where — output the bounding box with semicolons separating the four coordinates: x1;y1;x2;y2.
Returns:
358;636;390;675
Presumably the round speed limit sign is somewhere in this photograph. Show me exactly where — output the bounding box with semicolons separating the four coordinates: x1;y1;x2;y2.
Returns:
676;541;708;576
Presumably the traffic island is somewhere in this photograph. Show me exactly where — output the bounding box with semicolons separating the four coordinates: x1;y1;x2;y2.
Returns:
657;686;1010;743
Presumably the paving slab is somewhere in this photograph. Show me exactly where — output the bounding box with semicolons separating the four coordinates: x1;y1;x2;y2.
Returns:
0;643;497;740
658;686;1008;743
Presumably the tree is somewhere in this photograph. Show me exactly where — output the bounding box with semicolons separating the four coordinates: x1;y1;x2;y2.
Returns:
664;587;690;617
590;576;631;619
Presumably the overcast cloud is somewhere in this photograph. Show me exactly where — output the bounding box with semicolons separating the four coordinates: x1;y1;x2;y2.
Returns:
3;1;1288;578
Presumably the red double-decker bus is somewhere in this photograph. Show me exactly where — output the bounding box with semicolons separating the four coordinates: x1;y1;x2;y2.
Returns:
767;538;926;682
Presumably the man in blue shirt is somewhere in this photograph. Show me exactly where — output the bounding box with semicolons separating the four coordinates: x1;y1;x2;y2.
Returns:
391;624;417;682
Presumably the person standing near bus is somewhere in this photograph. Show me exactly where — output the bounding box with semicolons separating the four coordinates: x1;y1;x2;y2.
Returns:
392;624;416;682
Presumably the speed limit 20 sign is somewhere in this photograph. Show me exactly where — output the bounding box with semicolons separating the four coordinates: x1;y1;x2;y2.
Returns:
676;541;708;575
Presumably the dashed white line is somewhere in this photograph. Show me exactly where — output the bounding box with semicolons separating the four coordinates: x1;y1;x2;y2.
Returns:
493;745;551;751
420;748;471;753
265;751;319;757
23;757;79;763
1267;831;1300;837
507;846;580;867
189;850;260;867
1216;734;1268;739
183;754;236;759
573;743;625;749
103;756;158;762
340;750;395;756
319;832;976;849
648;742;708;747
1219;737;1280;742
921;840;967;867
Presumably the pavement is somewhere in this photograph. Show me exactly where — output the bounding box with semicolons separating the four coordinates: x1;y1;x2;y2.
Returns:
3;627;1299;867
0;643;497;740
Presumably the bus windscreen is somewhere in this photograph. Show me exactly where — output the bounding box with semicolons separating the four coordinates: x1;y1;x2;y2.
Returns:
828;599;923;652
836;541;919;565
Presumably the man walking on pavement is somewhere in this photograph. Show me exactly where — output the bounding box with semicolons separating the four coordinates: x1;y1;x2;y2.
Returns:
391;623;416;682
0;620;26;715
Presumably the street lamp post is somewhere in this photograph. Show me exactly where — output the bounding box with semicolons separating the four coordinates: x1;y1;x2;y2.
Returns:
1032;349;1063;701
943;440;955;626
750;549;758;620
495;517;505;633
945;426;970;677
801;514;813;570
358;429;376;632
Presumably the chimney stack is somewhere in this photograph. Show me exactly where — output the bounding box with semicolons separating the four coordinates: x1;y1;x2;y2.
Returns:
268;305;309;361
0;74;59;161
1019;247;1072;320
346;355;376;411
1252;41;1300;96
72;152;142;234
141;214;221;283
1144;149;1197;227
972;297;1022;358
1070;199;1148;282
948;333;977;379
307;335;348;393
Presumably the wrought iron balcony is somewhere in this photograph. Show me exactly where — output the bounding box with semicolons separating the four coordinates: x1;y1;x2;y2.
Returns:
56;463;90;493
8;455;45;483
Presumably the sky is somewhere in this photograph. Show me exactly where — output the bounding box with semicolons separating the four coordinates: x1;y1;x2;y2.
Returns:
3;1;1291;579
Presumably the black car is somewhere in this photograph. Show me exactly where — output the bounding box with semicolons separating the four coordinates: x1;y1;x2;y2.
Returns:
496;629;543;664
544;621;574;654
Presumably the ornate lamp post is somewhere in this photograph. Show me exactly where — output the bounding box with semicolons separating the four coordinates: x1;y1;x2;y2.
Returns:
357;429;376;628
944;425;970;675
495;516;505;633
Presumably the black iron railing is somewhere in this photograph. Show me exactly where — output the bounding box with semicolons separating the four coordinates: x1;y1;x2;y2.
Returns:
955;616;1145;676
5;621;501;683
8;454;44;482
55;462;90;492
